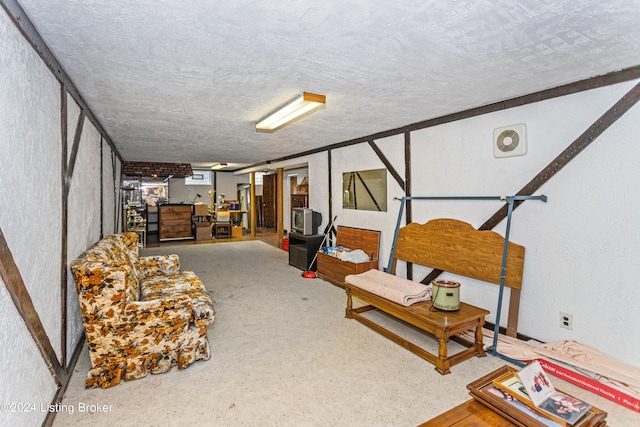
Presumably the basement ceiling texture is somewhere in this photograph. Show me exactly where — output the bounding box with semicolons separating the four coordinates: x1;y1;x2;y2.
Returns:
17;0;640;170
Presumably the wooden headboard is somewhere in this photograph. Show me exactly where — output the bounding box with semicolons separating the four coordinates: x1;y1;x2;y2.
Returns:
389;218;525;336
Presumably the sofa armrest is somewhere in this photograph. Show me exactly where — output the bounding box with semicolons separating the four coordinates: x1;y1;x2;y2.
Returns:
138;254;181;278
123;295;192;323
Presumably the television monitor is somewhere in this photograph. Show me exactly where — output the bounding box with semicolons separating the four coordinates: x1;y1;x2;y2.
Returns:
291;208;321;235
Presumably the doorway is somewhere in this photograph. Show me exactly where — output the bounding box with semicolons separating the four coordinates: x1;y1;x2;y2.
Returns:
262;173;277;228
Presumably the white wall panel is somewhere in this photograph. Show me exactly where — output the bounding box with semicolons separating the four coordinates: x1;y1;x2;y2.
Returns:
0;283;57;427
308;81;640;366
328;136;405;269
66;119;102;361
0;10;61;427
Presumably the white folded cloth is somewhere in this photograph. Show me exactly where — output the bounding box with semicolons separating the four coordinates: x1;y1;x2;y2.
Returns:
345;269;432;306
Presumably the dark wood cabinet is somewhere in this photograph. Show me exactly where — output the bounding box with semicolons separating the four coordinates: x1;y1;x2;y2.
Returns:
146;206;159;244
288;233;324;271
291;194;308;208
159;204;193;241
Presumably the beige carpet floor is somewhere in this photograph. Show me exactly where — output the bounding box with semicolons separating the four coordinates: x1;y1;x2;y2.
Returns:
53;240;639;426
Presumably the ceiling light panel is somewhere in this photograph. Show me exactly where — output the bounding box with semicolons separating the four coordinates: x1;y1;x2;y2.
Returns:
256;92;326;132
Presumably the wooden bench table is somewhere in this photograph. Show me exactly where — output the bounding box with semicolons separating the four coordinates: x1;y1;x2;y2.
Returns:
346;285;489;374
343;218;525;374
418;399;517;427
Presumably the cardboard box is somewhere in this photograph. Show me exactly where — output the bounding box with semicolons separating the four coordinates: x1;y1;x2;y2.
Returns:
231;226;243;238
193;203;209;216
195;222;211;240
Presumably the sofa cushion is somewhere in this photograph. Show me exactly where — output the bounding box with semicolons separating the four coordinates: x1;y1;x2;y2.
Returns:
140;271;215;326
106;233;142;297
138;254;181;278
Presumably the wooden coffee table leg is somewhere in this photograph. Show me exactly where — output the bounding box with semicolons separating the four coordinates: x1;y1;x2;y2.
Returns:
345;292;353;319
436;338;451;375
475;324;486;357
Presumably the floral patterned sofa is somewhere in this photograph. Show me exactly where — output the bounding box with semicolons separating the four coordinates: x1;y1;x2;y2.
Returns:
71;232;215;388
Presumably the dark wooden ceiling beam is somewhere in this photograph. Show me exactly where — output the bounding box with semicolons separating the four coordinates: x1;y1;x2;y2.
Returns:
246;65;640;170
1;0;121;161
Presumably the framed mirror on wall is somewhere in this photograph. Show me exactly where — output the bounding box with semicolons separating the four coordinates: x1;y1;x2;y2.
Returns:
342;168;387;211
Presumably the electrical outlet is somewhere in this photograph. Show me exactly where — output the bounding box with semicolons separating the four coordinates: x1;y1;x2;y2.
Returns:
560;312;573;330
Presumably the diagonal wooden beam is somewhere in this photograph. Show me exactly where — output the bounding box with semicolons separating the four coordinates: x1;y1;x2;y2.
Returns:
479;81;640;231
65;110;85;196
368;140;405;191
0;227;64;385
421;81;640;287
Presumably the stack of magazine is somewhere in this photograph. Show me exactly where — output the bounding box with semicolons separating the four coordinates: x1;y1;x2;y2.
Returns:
492;361;591;425
468;364;607;427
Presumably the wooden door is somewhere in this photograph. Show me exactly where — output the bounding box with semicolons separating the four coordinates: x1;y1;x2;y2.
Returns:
254;195;264;227
262;173;277;228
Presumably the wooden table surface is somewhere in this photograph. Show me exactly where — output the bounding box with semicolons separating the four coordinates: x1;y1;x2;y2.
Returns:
418;399;517;427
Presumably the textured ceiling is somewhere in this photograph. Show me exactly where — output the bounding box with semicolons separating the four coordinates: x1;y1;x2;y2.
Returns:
16;0;640;170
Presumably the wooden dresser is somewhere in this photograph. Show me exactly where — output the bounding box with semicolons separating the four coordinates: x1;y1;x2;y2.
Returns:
159;204;193;241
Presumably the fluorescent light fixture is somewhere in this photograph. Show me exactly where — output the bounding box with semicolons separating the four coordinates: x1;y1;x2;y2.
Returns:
210;163;228;170
256;92;326;132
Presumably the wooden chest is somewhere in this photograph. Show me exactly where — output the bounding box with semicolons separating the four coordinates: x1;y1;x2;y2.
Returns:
317;226;380;286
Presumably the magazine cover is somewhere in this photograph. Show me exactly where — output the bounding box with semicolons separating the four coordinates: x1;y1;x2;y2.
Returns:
537;393;592;425
518;361;592;425
518;360;556;406
484;386;563;427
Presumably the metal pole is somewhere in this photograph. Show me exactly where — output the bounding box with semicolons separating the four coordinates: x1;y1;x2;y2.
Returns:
386;197;406;272
488;196;515;354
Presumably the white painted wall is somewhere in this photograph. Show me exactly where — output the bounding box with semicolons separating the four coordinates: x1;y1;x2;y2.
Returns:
168;170;250;205
0;284;58;427
215;171;251;204
169;178;212;204
274;81;640;367
270;157;330;233
328;136;406;260
406;80;640;367
1;10;119;426
1;11;62;427
66;116;103;362
167;171;252;228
